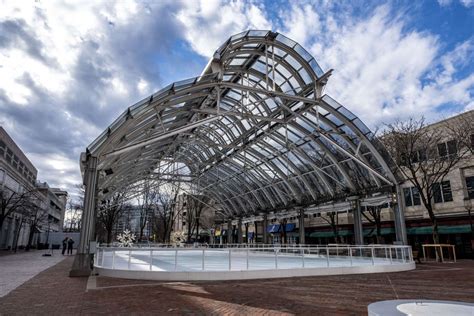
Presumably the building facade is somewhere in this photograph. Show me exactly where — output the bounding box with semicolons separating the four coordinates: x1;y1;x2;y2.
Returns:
37;182;68;233
0;127;68;249
0;127;39;249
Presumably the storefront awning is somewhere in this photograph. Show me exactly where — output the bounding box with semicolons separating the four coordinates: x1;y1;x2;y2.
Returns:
407;225;472;235
309;227;395;238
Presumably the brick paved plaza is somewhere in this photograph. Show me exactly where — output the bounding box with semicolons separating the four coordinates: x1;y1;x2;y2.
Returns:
0;253;473;315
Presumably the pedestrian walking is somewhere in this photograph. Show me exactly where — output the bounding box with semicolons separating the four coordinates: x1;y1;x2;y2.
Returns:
62;237;68;255
67;237;74;255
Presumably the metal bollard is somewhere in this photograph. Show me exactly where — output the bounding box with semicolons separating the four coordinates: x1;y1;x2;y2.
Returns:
302;248;305;268
349;247;353;266
149;250;153;271
246;248;249;270
326;246;330;267
202;249;205;271
175;249;178;271
112;250;115;269
371;247;375;266
275;248;278;269
229;249;232;271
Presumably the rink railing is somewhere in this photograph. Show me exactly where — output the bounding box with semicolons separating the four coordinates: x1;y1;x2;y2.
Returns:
94;244;413;272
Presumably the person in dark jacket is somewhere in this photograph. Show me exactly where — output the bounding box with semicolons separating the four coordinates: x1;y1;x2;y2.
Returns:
62;237;68;255
67;238;74;255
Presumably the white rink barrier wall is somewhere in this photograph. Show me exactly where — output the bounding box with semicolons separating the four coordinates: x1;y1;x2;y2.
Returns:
94;245;415;281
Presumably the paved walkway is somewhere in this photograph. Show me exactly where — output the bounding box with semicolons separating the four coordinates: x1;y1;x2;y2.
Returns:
0;256;472;315
0;250;68;297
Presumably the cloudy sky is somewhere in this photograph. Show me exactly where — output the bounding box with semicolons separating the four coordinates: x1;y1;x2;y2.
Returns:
0;0;473;200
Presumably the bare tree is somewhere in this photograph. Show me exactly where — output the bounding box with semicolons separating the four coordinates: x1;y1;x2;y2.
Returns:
63;184;85;232
380;115;473;245
66;200;82;232
361;205;383;243
11;215;27;252
185;194;211;242
25;197;48;250
137;180;153;241
321;212;340;243
97;192;126;244
150;182;182;243
0;187;34;232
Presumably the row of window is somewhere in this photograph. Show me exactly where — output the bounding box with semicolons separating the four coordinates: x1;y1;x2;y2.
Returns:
404;176;474;207
0;140;36;184
401;135;473;165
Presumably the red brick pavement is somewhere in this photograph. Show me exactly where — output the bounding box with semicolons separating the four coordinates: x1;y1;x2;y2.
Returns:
0;257;473;315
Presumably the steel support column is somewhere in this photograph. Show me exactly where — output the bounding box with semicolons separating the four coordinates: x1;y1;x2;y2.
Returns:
227;221;233;244
237;218;243;244
263;214;268;244
220;224;223;245
353;199;364;245
394;187;408;245
254;220;258;244
244;222;249;243
298;209;305;244
70;155;98;276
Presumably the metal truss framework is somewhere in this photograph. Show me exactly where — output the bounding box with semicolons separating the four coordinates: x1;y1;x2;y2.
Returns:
81;30;404;231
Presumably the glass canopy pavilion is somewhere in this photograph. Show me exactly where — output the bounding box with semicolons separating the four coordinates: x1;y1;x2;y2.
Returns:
72;30;408;275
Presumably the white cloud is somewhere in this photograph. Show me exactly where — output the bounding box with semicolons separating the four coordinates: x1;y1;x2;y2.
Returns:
176;0;272;57
280;3;473;127
279;3;321;47
438;0;473;7
0;1;184;198
437;0;453;6
460;0;474;8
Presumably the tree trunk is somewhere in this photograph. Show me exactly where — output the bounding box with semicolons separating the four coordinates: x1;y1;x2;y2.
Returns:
332;226;338;243
106;230;113;245
432;219;440;244
13;219;24;252
187;219;192;243
376;220;383;244
0;216;5;232
195;218;200;242
139;227;144;242
428;207;442;261
26;224;36;250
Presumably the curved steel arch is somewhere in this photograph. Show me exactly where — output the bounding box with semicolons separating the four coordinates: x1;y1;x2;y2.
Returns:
81;30;403;227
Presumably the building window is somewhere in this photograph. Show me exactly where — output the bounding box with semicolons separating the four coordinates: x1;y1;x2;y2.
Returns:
433;181;453;203
412;149;427;163
466;176;474;200
404;187;421;207
0;140;5;157
437;140;457;158
6;148;13;163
